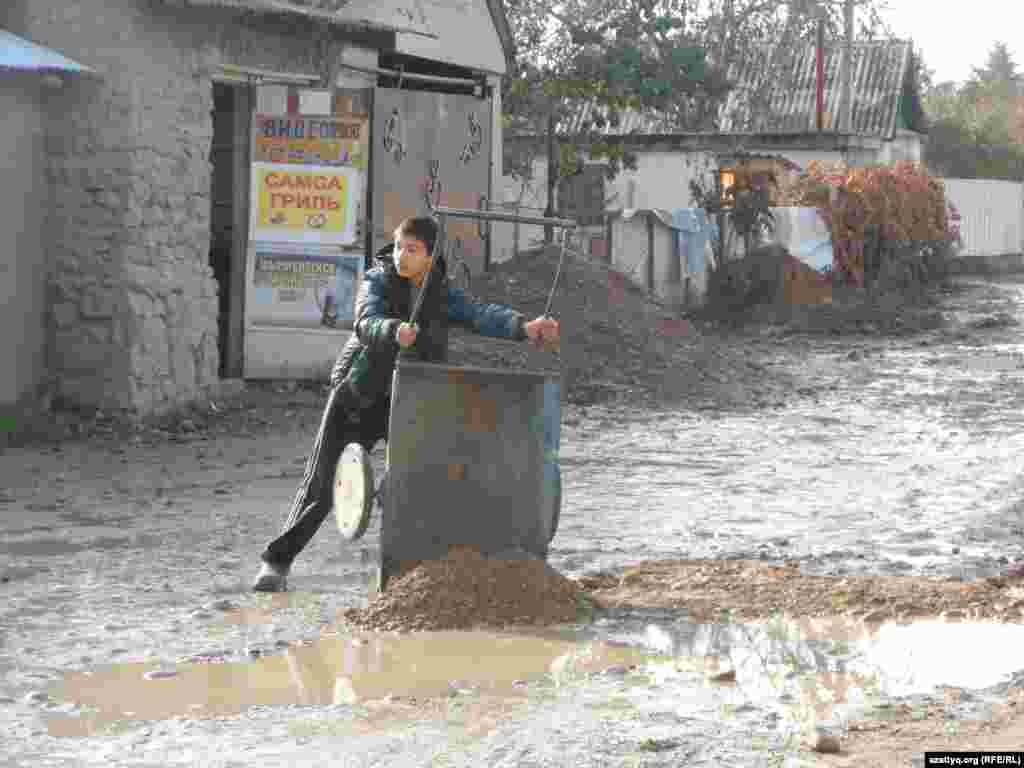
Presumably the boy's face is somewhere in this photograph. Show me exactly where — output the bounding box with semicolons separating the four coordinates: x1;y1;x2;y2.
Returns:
394;235;432;283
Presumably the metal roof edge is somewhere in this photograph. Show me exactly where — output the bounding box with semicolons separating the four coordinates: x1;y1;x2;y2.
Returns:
164;0;437;39
507;129;887;147
0;29;101;77
484;0;515;77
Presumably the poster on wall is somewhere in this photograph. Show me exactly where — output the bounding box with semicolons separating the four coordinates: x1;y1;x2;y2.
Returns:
253;114;369;170
249;242;363;329
251;162;362;245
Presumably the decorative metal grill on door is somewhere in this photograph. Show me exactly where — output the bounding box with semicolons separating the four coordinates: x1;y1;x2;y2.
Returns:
371;88;491;276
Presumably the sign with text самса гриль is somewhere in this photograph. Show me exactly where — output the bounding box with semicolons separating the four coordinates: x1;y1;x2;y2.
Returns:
251;162;362;246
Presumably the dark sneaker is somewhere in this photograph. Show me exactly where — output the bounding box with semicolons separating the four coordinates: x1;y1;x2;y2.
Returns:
252;562;290;592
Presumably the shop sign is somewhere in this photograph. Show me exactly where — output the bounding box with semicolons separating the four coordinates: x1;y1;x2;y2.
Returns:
249;241;363;329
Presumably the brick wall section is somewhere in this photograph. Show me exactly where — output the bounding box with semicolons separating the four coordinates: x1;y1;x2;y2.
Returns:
13;0;329;415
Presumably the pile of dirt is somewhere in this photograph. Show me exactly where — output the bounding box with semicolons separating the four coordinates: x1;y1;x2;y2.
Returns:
341;547;587;632
578;559;1024;624
695;244;950;337
445;244;786;408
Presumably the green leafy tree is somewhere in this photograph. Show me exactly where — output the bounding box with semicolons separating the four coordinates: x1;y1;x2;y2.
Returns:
502;0;891;240
923;42;1024;180
503;0;723;238
965;41;1021;93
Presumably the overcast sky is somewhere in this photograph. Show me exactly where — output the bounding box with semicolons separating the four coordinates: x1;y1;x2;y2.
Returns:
876;0;1022;86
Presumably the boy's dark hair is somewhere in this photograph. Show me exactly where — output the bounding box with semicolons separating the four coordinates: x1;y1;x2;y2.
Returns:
394;217;438;256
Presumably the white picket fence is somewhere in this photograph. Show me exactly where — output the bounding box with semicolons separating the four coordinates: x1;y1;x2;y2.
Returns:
942;178;1024;261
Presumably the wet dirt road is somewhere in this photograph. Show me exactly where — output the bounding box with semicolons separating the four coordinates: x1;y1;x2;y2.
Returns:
555;277;1024;583
3;276;1024;767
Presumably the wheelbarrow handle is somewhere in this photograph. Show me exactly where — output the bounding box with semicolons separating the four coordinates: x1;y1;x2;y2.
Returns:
530;228;569;351
408;239;439;328
544;227;570;317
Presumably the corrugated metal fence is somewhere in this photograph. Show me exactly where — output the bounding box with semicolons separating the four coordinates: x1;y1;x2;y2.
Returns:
942;178;1024;260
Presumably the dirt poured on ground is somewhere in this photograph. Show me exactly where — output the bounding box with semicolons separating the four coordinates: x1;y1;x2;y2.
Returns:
580;559;1024;624
347;552;1024;635
341;547;588;632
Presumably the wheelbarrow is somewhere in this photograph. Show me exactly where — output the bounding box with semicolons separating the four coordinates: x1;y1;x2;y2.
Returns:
331;359;563;593
333;204;571;593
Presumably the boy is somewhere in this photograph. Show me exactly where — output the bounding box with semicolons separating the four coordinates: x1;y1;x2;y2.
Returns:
252;216;560;591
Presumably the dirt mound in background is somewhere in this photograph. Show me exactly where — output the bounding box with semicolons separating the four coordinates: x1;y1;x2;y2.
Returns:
695;244;950;336
341;547;587;632
446;245;784;408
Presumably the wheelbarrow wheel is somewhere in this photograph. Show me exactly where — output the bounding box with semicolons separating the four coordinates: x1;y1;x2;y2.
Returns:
333;443;374;542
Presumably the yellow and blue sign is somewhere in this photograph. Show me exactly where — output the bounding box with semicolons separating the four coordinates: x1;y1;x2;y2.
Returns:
251;163;361;245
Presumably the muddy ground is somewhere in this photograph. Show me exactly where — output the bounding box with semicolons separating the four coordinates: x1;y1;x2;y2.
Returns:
4;273;1024;766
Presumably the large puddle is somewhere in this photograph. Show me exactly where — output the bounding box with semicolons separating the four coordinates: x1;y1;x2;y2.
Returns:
45;612;1024;740
44;625;648;737
604;614;1024;717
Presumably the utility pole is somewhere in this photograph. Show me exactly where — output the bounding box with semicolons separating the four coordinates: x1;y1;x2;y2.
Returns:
815;6;825;132
840;0;854;132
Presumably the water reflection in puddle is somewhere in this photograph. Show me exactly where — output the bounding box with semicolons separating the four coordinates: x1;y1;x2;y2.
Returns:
44;628;647;738
45;614;1024;740
608;614;1024;724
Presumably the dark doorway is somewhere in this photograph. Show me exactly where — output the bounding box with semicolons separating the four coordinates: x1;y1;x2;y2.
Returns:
208;82;249;378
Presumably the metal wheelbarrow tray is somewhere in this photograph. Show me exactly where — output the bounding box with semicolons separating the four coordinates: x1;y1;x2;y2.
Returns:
377;359;562;592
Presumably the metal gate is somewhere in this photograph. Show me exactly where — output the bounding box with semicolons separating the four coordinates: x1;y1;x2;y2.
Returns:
371;88;491;275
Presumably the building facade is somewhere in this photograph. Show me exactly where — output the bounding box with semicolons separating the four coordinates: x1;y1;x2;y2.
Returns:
1;0;512;420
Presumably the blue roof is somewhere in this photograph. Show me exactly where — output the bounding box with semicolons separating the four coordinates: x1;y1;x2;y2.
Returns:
0;29;95;75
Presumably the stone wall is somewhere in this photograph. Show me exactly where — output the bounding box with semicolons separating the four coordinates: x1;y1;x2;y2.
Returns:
0;73;49;411
11;0;342;415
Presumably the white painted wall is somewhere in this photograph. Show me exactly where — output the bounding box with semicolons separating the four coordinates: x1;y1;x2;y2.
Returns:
608;211;715;307
609;212;653;283
395;0;507;75
943;179;1024;258
607;151;708;213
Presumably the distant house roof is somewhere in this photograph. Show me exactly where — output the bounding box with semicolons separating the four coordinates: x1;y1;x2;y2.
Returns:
166;0;436;38
0;29;97;75
555;102;676;136
720;39;923;138
547;39;924;141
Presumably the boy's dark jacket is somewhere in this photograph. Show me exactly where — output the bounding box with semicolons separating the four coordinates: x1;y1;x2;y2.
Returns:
329;246;528;418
